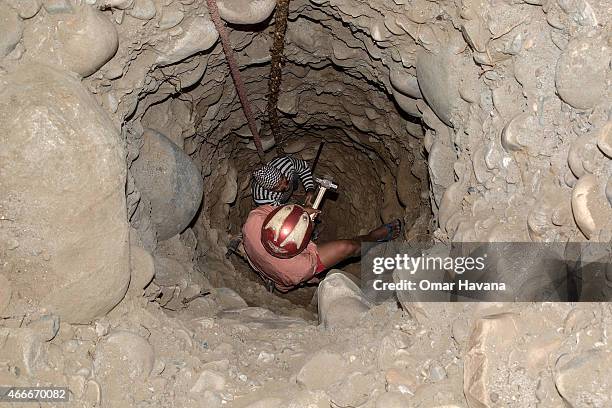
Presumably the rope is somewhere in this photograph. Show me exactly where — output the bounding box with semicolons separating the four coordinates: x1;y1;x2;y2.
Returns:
206;0;265;163
267;0;291;153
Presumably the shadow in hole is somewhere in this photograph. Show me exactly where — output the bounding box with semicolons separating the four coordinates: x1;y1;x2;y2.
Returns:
225;15;275;33
314;189;338;211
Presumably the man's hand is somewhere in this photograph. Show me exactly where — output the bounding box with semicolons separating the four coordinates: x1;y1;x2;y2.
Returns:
303;206;321;218
304;190;314;207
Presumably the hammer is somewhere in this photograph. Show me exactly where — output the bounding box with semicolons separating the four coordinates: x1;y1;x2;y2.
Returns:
310;177;338;220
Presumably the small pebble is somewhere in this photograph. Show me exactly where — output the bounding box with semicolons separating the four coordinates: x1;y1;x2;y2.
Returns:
429;362;447;382
7;239;19;250
257;351;274;363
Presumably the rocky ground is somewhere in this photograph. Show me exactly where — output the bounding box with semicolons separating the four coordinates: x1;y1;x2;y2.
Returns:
1;263;611;407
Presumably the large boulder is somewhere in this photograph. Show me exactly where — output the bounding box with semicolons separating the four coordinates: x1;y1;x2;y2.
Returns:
155;15;219;66
53;5;119;77
463;313;520;408
317;271;372;329
217;0;276;25
389;69;422;99
296;350;349;390
416;48;476;127
0;64;130;323
555;35;609;110
94;330;155;405
554;349;612;407
23;4;119;77
463;309;568;408
131;128;204;241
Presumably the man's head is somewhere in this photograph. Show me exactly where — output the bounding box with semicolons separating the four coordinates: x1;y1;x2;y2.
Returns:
253;165;289;192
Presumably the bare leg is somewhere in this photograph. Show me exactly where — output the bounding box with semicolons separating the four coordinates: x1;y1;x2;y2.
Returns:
317;239;362;269
317;220;401;269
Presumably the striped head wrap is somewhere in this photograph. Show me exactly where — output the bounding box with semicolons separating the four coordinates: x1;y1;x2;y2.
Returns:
253;165;283;190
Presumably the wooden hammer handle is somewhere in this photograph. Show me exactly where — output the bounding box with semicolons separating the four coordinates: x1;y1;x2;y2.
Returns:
312;187;327;210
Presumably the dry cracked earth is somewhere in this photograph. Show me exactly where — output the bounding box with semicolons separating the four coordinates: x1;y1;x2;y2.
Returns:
0;0;611;407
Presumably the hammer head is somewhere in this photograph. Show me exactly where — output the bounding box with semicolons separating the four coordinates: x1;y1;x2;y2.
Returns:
315;177;338;190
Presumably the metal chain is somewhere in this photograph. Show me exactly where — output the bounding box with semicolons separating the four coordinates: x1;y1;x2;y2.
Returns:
267;0;291;154
206;0;266;163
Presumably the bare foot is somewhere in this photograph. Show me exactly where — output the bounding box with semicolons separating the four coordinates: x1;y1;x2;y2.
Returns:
367;219;402;242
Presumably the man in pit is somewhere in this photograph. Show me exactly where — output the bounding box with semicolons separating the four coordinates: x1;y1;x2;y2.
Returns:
251;155;316;207
227;155;316;259
243;157;402;292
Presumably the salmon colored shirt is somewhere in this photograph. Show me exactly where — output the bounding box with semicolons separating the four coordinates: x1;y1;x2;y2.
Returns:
242;205;319;292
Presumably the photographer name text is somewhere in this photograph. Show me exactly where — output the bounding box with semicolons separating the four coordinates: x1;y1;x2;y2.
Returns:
372;279;506;292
